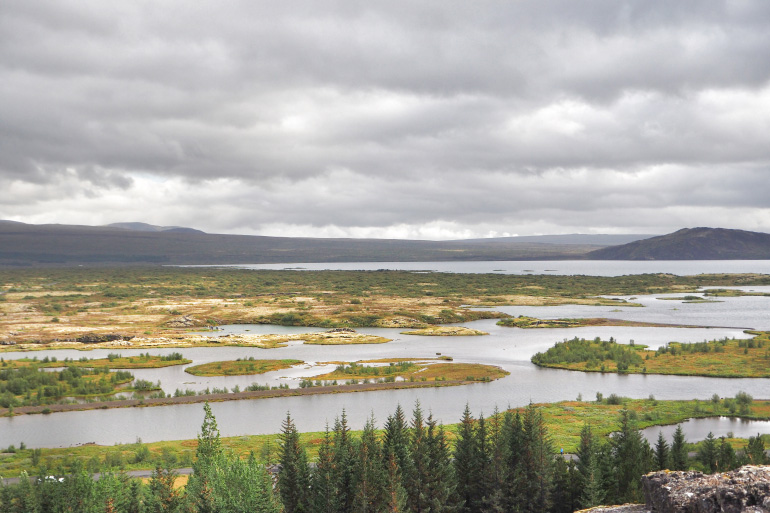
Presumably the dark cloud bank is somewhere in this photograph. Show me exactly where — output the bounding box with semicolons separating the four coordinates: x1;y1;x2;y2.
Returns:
1;0;769;239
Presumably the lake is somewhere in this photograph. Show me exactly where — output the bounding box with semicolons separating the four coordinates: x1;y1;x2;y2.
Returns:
1;264;769;448
191;260;770;276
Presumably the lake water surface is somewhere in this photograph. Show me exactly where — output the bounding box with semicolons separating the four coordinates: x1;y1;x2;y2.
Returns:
195;260;770;276
2;264;769;448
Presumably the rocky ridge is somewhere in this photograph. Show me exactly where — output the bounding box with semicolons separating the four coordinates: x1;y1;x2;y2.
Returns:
582;466;770;512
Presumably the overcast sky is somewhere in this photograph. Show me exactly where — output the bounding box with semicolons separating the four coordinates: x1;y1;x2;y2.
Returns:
1;1;769;239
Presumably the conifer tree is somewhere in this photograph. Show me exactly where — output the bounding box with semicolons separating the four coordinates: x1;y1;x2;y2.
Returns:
654;432;670;471
383;404;412;492
60;463;97;512
383;451;408;513
311;426;341;513
475;413;492;511
612;410;651;504
581;451;606;509
147;464;181;513
334;411;357;513
406;402;433;513
482;407;507;513
186;403;282;513
454;405;480;513
671;425;688;471
576;423;604;509
745;434;767;465
353;414;387;513
125;478;145;513
717;437;736;472
425;414;458;513
698;432;718;473
520;404;553;513
186;402;221;513
501;410;525;512
279;412;311;513
208;452;282;513
550;456;576;513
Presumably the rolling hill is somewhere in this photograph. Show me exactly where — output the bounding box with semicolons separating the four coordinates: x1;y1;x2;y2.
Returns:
587;227;770;260
0;221;622;266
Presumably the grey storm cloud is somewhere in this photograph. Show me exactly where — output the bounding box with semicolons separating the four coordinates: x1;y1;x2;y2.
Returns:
1;0;769;237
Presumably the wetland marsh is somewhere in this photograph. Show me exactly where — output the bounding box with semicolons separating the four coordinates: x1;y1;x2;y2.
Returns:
1;264;770;451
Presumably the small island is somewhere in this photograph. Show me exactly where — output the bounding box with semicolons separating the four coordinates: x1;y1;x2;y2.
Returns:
185;358;303;376
301;329;390;345
308;360;508;383
531;332;770;378
401;326;488;336
498;315;706;329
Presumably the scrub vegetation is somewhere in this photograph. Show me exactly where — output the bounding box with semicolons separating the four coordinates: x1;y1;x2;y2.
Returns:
400;326;488;336
0;364;152;409
532;332;770;378
497;316;690;329
308;361;508;383
184;358;303;377
2;267;768;349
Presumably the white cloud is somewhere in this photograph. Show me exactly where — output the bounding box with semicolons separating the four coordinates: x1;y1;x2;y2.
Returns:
1;0;769;238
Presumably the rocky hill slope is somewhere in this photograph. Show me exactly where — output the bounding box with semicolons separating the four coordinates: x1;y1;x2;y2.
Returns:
587;227;770;260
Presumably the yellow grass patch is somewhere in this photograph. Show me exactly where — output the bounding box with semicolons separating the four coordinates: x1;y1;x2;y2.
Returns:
401;326;488;336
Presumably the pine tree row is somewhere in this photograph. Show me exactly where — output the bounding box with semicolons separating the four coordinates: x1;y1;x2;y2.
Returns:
2;402;767;512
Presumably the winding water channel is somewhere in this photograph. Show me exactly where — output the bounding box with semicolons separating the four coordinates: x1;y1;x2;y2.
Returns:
2;262;770;448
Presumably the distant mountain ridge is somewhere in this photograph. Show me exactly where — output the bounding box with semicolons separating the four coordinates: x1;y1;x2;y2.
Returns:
458;234;655;245
588;227;770;260
106;222;205;234
5;221;766;266
0;221;633;266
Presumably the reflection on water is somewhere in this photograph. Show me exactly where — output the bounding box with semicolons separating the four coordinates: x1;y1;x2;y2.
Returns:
642;417;770;443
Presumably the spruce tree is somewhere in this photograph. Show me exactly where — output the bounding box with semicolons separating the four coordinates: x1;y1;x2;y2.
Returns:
209;452;282;513
406;402;433;513
581;451;606;509
353;414;387;513
475;413;492;511
654;431;670;471
186;403;282;513
576;423;603;509
311;426;340;513
383;404;413;494
550;456;575;513
147;464;181;513
425;415;458;513
383;451;408;513
612;410;650;504
698;432;718;473
279;412;311;513
501;410;525;512
521;404;553;513
717;437;735;472
482;407;508;513
671;425;688;471
186;402;221;513
745;434;766;465
454;404;479;513
334;411;357;513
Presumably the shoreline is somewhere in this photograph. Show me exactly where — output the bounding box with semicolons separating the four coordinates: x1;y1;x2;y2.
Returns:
0;379;484;417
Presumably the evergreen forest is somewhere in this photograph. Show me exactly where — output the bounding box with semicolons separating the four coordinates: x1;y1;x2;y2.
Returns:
2;401;767;512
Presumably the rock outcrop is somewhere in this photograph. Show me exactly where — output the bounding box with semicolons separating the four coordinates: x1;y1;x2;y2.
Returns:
76;333;130;343
164;315;205;328
580;466;770;512
643;466;770;512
